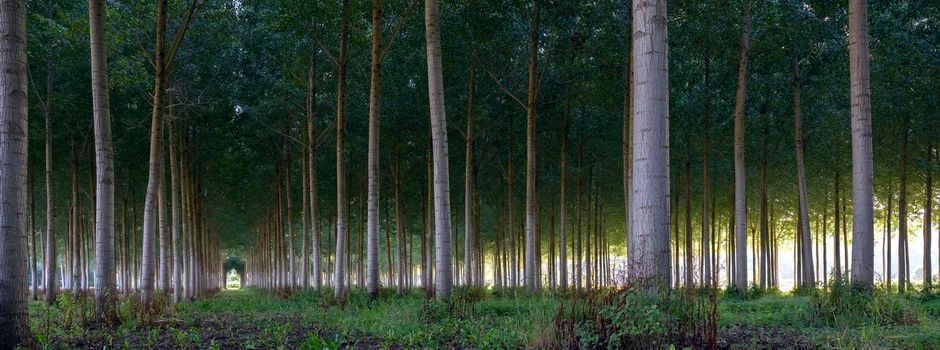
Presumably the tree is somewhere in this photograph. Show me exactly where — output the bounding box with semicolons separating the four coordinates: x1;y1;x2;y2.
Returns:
791;57;815;288
732;0;752;292
0;0;33;346
366;0;382;297
141;0;198;311
89;0;117;322
425;0;453;297
848;0;874;290
628;0;671;292
524;0;540;293
43;61;57;306
306;22;321;291
333;0;350;301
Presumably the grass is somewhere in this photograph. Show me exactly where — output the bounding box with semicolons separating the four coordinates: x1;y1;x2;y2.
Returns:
27;285;940;349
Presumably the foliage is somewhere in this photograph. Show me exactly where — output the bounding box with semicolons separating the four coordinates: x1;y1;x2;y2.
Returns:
807;277;922;328
552;286;718;349
27;287;940;349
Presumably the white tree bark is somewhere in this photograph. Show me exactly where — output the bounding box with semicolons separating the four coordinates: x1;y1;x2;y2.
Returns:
366;0;382;297
44;62;57;306
732;1;752;292
89;0;117;321
425;0;453;297
791;59;815;288
848;0;874;289
524;0;540;294
333;0;350;301
306;33;321;291
628;0;671;293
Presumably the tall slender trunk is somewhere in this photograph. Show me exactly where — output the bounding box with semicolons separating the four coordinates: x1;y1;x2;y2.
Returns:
464;66;475;287
848;0;874;290
732;0;752;292
90;0;117;321
0;0;33;343
169;99;182;302
684;157;693;287
559;116;568;291
71;118;80;293
575;148;582;289
899;116;909;292
44;61;57;305
301;145;309;288
834;173;842;280
759;127;768;289
629;0;671;292
30;173;36;300
791;58;815;287
366;0;383;297
524;0;540;294
395;156;405;294
285;147;295;288
333;0;350;301
701;50;711;287
925;147;933;287
306;29;320;291
426;0;453;296
622;40;633;288
141;0;169;310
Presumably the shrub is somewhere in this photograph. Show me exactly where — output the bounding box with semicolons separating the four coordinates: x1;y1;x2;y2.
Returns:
552;285;718;349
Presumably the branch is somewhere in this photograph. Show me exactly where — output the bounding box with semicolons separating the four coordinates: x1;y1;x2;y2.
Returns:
315;38;339;68
379;0;421;62
165;0;203;73
485;68;527;110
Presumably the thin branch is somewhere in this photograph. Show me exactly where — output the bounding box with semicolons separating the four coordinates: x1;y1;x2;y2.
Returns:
315;38;339;68
165;0;203;73
485;68;527;110
379;0;421;62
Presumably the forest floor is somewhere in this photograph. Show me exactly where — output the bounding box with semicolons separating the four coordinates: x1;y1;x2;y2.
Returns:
27;285;940;349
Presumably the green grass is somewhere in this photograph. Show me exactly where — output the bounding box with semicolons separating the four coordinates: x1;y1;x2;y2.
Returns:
28;286;940;349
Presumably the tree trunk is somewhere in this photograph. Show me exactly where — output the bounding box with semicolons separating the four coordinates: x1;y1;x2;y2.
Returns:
366;0;382;297
306;29;320;291
701;50;711;287
629;0;671;293
333;0;350;301
464;66;475;288
559;115;568;291
834;174;842;280
71;118;80;293
0;0;33;343
622;39;633;289
301;144;309;288
169;99;183;302
791;58;815;288
925;147;933;287
30;174;36;301
426;0;453;297
44;61;57;305
899;116;909;292
395;156;405;294
684;157;693;287
732;0;752;293
848;0;874;290
141;0;169;310
90;0;117;321
524;0;540;294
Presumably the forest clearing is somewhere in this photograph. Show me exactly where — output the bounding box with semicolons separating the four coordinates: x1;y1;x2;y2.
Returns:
1;0;939;348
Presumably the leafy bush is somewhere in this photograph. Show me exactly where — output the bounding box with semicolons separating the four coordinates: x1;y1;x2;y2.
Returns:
552;286;718;349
